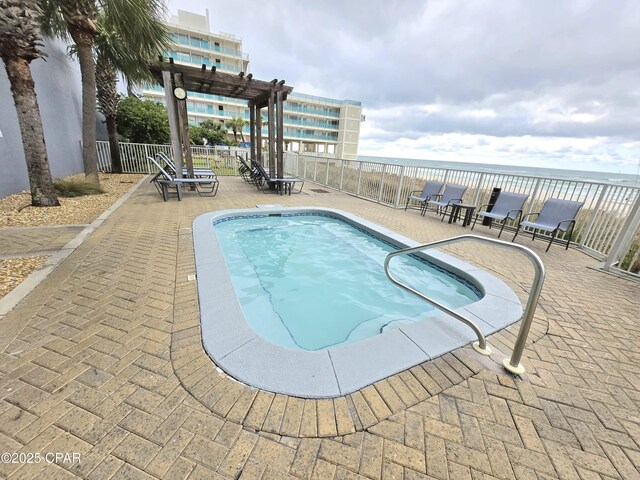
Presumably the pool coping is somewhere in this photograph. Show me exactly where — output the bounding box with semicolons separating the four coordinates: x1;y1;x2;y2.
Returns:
193;206;523;398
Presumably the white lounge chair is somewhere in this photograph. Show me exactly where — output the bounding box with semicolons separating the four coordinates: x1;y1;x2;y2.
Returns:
471;192;529;238
513;198;584;251
405;180;444;213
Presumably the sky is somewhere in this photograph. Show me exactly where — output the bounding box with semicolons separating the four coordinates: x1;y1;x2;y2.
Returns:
169;0;640;174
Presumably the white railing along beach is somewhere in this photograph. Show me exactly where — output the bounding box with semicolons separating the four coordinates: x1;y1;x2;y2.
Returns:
96;141;640;278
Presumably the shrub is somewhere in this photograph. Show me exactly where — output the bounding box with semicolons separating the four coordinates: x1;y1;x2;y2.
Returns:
199;119;230;145
116;96;170;144
189;125;205;145
54;178;106;197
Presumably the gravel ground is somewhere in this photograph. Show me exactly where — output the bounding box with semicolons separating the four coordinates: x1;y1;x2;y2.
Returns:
0;173;143;300
0;256;49;300
0;173;144;227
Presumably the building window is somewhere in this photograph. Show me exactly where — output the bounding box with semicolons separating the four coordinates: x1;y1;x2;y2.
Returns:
218;105;224;111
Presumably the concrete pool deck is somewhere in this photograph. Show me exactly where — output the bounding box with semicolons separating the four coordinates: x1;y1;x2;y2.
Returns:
0;176;638;479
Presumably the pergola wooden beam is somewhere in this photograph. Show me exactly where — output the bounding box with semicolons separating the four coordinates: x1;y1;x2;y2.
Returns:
149;61;292;102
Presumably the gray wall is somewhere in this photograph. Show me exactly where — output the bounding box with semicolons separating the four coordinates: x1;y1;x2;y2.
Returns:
0;37;84;198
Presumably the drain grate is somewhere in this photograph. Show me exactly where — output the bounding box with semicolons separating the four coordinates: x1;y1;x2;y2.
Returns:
310;188;330;194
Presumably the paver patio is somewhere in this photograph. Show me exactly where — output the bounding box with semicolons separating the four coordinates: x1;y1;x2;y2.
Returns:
0;176;639;479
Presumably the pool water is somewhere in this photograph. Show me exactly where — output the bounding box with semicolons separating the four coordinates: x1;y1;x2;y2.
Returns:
213;214;481;350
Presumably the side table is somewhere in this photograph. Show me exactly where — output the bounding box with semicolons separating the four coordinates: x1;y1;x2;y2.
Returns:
448;203;476;227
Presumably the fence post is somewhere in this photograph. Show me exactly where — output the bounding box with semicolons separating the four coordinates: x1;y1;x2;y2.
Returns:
394;166;406;208
325;158;330;186
144;145;151;173
339;160;345;191
580;184;608;248
603;192;640;270
313;157;318;182
378;165;387;203
472;173;485;207
356;162;363;196
526;178;543;215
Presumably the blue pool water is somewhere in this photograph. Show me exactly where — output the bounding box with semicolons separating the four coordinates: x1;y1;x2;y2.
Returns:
213;214;481;351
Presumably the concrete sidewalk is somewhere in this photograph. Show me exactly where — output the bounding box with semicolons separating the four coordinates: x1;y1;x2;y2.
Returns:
0;177;638;479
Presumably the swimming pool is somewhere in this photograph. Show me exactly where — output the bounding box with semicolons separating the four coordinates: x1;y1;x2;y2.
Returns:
193;207;523;397
213;214;481;350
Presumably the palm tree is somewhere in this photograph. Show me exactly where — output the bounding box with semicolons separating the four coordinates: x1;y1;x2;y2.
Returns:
225;117;247;143
94;11;168;173
0;0;59;206
40;0;168;184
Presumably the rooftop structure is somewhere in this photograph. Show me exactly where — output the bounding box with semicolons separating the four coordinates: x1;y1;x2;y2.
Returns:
140;9;362;159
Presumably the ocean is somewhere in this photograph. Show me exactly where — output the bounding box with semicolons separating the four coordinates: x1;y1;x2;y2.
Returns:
357;155;640;188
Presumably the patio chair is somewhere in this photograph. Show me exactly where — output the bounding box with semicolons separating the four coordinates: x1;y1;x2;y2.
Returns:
512;198;584;251
425;184;468;220
251;159;304;195
148;156;219;201
156;152;217;179
405;180;444;213
471;192;529;238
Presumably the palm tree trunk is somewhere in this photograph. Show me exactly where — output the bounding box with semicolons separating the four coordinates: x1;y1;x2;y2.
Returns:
105;113;123;173
74;35;100;184
96;55;122;174
4;57;60;207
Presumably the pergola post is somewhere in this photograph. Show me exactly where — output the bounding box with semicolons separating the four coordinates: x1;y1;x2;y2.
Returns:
249;101;256;160
267;90;276;177
175;73;194;181
276;89;284;179
161;70;183;178
256;106;262;163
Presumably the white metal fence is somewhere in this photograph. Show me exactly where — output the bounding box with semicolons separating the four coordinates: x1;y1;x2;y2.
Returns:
96;141;249;176
96;141;640;277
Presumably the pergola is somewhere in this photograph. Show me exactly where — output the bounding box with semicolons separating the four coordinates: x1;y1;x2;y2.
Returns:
149;58;293;180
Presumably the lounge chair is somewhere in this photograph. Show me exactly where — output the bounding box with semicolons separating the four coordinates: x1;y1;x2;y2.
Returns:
156;152;217;179
251;160;304;195
425;184;468;219
405;180;444;213
148;156;219;201
236;155;259;183
471;192;529;238
512;198;584;251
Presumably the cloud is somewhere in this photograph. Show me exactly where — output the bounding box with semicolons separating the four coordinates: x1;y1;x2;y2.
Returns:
171;0;640;173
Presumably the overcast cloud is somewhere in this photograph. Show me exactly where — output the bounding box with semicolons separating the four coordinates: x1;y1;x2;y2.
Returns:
170;0;640;173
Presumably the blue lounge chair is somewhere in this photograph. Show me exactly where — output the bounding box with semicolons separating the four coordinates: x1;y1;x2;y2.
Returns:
425;184;468;219
471;192;529;238
513;198;584;251
148;156;219;201
405;180;444;213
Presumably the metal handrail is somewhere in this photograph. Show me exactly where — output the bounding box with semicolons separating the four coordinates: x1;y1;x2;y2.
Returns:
384;234;545;374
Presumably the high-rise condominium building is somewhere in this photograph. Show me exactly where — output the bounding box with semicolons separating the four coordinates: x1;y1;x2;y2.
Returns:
140;9;362;159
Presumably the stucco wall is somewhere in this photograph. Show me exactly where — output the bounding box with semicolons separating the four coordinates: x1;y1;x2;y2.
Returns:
0;37;84;198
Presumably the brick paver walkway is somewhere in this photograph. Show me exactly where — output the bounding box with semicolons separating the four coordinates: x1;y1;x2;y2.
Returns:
0;226;86;258
0;177;638;479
